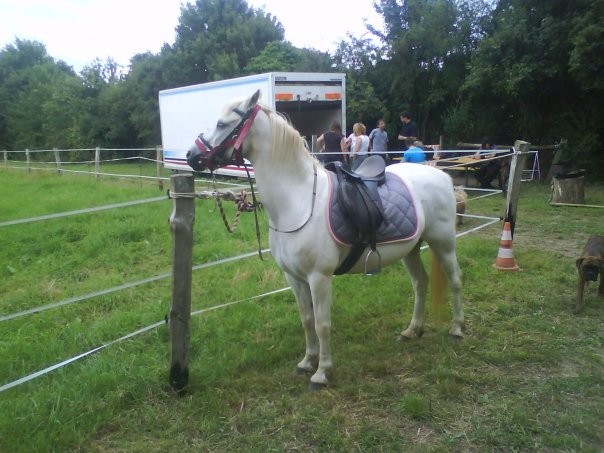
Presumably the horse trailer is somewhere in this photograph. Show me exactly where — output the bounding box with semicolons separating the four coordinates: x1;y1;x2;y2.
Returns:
159;72;346;176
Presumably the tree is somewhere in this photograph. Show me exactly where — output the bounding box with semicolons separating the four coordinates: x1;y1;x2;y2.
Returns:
453;0;604;175
333;36;388;133
40;73;86;149
370;0;489;144
119;0;288;146
173;0;284;83
244;41;333;74
122;52;166;147
0;39;82;150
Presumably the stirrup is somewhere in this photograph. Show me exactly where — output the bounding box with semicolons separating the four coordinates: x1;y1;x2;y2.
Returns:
364;248;382;275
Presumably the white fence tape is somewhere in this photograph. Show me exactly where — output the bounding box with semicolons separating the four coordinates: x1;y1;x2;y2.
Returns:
0;196;165;228
0;249;270;323
0;287;291;394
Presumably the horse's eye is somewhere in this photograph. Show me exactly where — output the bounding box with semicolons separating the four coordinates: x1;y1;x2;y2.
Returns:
216;120;226;129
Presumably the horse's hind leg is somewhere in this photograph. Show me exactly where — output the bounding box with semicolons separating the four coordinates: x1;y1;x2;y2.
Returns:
429;238;464;338
284;272;319;374
399;243;428;340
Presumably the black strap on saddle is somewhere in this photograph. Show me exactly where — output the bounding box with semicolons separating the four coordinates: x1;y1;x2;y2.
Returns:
325;155;388;275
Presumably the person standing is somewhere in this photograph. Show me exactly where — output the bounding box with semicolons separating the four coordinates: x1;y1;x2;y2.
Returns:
472;137;501;189
369;118;389;163
316;121;346;165
397;111;418;159
346;122;370;170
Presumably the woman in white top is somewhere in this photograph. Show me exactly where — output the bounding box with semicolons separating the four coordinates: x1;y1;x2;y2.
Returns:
346;122;370;170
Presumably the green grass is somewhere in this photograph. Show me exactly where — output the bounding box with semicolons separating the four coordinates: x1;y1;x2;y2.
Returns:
0;169;602;452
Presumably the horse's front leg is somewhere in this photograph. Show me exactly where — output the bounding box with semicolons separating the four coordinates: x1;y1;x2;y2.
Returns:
284;272;319;374
399;244;428;340
308;272;333;390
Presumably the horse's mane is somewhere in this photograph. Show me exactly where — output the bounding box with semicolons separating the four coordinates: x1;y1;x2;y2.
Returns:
259;104;317;164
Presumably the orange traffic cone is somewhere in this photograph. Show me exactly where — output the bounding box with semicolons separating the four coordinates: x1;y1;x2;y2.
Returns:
493;221;519;271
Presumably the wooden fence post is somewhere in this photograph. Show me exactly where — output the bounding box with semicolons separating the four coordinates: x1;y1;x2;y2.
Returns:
94;147;101;180
169;173;195;393
26;149;31;173
53;148;61;175
3;151;7;168
156;145;164;191
504;140;531;237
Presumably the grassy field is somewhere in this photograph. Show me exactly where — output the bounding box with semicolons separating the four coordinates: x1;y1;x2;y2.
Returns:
0;167;603;452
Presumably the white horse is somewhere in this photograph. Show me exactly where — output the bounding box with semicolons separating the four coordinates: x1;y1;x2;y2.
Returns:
187;90;463;390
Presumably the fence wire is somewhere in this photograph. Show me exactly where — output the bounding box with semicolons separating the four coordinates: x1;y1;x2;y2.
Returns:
0;151;506;393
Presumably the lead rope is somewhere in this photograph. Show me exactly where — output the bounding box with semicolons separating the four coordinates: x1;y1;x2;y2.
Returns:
212;176;242;233
217;195;242;233
210;168;264;260
211;176;257;233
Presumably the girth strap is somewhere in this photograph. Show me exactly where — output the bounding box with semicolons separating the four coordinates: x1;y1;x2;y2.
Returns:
334;243;366;275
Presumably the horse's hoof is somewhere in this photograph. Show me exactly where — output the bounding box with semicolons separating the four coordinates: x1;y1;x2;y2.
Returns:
397;329;424;341
308;381;328;392
295;367;312;376
449;333;463;342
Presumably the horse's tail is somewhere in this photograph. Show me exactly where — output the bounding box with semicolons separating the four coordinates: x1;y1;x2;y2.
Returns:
430;249;447;321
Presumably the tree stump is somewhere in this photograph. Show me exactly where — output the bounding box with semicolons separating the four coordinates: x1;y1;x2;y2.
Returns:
550;171;585;204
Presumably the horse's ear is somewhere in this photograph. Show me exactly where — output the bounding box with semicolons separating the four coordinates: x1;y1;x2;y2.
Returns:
246;89;261;109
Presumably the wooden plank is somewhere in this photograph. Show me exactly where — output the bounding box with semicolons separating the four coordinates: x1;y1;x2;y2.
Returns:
550;202;604;209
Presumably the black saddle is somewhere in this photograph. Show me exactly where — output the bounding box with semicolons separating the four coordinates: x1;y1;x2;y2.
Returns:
339;154;387;182
325;155;388;275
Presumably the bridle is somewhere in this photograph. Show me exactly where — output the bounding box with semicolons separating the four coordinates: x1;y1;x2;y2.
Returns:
191;103;265;257
191;104;262;171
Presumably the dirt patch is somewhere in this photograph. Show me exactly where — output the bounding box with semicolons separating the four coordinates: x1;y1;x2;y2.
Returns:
512;234;581;260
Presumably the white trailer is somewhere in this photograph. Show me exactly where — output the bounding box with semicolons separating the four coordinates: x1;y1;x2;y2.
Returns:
159;72;346;176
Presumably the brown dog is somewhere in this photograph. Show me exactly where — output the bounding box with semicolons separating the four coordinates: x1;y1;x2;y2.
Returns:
575;234;604;313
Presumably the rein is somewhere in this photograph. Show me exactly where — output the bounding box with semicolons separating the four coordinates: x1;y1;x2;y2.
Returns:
244;163;264;259
268;161;318;234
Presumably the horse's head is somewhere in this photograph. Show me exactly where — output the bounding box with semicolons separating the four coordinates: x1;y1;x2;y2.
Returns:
186;90;261;172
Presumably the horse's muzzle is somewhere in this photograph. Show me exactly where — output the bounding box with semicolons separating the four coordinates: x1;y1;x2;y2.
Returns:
186;145;210;171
